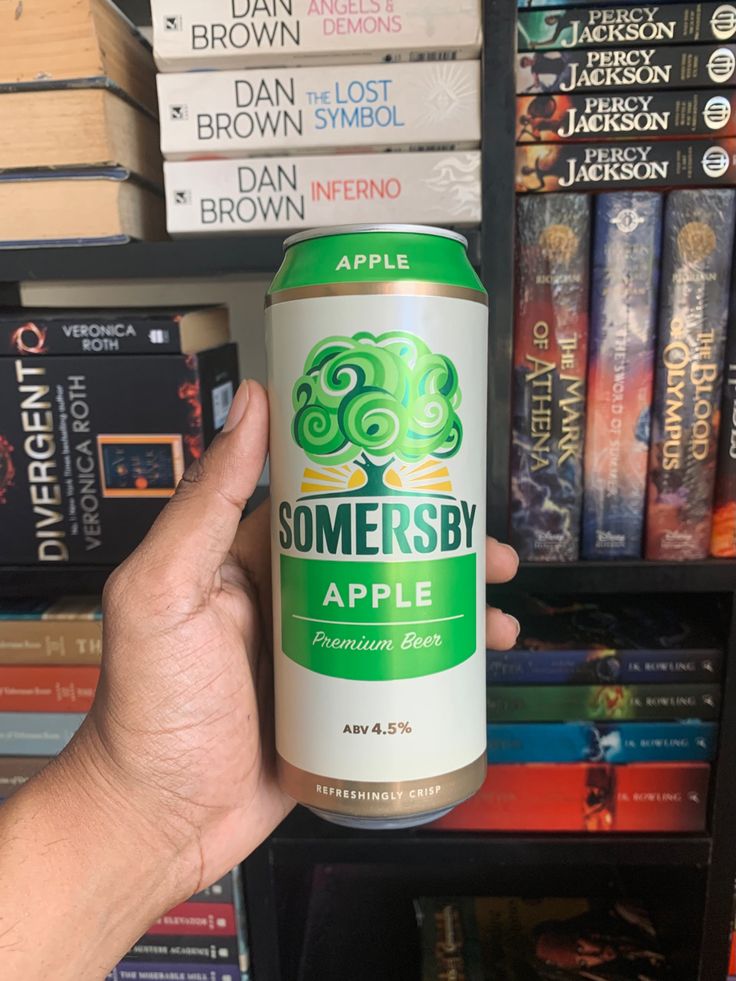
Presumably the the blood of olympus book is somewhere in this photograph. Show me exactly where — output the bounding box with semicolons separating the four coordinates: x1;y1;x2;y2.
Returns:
516;138;736;193
518;4;736;51
711;304;736;556
516;90;736;142
151;0;483;71
647;189;736;560
517;44;736;94
158;61;481;159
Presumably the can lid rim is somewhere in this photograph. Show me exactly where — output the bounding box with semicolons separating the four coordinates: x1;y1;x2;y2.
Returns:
283;224;468;250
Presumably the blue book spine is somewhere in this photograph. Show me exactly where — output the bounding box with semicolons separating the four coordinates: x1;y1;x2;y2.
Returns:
582;191;662;559
0;712;84;756
108;965;241;981
486;648;722;684
487;721;718;763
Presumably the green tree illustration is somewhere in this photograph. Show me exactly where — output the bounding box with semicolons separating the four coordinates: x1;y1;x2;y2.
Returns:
292;331;463;496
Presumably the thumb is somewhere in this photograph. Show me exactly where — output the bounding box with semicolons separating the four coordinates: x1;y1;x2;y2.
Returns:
133;380;269;590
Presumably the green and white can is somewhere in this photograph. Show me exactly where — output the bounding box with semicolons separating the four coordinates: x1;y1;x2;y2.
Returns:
266;224;488;829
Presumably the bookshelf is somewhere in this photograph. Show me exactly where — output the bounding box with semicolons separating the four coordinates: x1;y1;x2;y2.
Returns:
2;0;736;978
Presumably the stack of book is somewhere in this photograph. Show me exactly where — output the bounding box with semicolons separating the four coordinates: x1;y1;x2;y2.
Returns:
151;0;483;235
435;597;720;832
0;0;164;245
510;1;736;562
109;869;250;981
0;598;102;799
0;306;235;566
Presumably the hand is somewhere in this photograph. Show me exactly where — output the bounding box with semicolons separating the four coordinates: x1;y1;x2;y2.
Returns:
1;379;519;979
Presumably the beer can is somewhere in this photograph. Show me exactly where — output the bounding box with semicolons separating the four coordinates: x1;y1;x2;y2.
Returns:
266;224;488;829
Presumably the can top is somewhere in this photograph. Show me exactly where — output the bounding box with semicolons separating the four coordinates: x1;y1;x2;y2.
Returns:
284;224;469;250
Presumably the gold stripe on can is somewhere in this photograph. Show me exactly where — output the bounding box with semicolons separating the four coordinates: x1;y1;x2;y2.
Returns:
265;281;489;307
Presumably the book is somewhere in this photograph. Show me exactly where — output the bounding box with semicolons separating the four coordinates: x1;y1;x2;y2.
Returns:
108;967;240;981
0;597;102;665
0;345;238;564
0;0;157;117
515;90;736;143
516;44;736;95
164;151;481;235
518;4;736;51
189;874;236;906
0;169;165;247
0;757;50;798
415;898;485;981
510;194;590;561
0;712;84;756
433;763;710;832
711;307;736;556
0;308;230;358
487;595;723;684
151;0;483;72
125;937;240;965
416;896;669;980
148;903;237;938
646;189;736;560
0;665;99;712
487;720;718;763
157;61;481;160
0;89;161;187
486;684;720;721
516;138;736;193
582;192;661;559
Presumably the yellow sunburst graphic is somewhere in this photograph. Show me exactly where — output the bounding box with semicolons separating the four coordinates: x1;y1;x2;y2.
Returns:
385;459;453;494
300;464;366;495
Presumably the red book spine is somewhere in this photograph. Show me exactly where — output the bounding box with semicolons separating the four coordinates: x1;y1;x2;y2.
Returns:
147;902;236;937
432;764;709;833
0;666;99;712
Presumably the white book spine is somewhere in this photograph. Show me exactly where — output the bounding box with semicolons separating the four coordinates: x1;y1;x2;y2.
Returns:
164;151;481;234
157;61;481;159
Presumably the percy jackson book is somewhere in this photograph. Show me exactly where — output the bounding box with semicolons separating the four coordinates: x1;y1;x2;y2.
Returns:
711;304;736;556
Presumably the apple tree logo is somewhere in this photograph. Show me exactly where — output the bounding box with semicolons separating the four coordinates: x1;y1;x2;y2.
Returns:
292;331;462;498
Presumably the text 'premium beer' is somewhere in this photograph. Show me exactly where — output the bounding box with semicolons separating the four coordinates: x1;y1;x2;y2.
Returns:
266;225;488;828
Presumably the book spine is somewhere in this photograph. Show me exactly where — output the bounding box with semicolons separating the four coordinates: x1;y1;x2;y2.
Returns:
148;903;237;938
517;4;735;51
516;45;736;95
515;90;736;142
486;683;721;721
416;899;485;981
516;138;736;193
108;965;239;981
711;304;736;555
511;194;590;561
582;191;661;559
0;620;102;664
485;647;723;684
432;763;710;832
0;666;99;712
487;721;718;763
0;757;49;797
0;315;185;356
0;712;84;756
519;0;687;6
125;936;239;964
646;189;736;559
189;872;235;905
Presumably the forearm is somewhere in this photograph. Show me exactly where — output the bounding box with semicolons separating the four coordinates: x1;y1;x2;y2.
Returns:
0;727;195;981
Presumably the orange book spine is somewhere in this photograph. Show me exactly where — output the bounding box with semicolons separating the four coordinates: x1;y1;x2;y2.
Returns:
0;621;102;665
0;666;99;712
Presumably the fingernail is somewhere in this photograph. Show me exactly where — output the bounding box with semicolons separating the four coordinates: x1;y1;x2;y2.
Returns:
506;614;521;638
500;542;520;564
223;380;250;432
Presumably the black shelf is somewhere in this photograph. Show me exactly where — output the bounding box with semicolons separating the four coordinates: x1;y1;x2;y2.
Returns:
503;560;736;594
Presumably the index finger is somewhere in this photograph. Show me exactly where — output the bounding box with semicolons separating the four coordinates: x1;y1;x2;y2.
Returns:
486;538;519;584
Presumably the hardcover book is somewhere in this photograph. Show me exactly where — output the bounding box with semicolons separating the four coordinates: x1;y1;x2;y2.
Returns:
516;44;736;95
516;138;736;193
0;597;102;665
164;152;481;236
0;757;50;798
433;763;710;832
158;61;481;159
151;0;483;71
646;189;736;560
0;665;99;713
0;308;229;358
0;713;84;756
511;194;590;561
515;90;736;142
0;346;238;564
148;902;237;938
711;306;736;556
582;192;661;559
487;720;717;763
486;683;720;721
518;3;736;51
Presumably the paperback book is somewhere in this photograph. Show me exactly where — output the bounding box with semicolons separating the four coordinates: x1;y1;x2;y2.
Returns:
0;597;102;665
0;757;49;798
511;194;590;561
148;903;237;938
108;967;240;981
487;720;717;763
582;192;661;559
0;713;84;756
0;665;99;713
433;763;710;832
646;189;736;560
711;306;736;556
125;937;240;964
